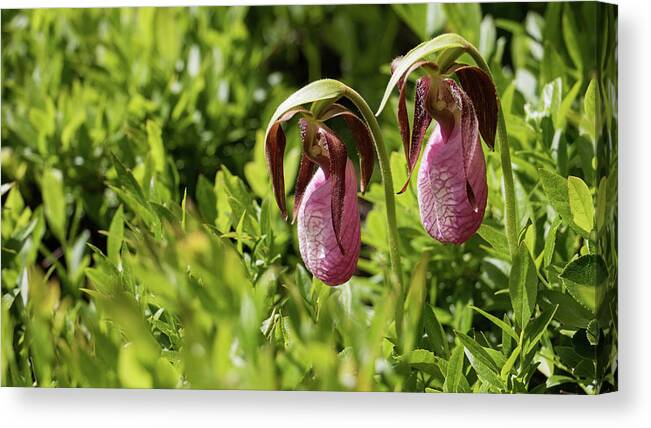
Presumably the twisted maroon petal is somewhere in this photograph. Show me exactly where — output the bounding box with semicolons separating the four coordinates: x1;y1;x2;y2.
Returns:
397;89;410;165
391;57;420;164
448;80;483;190
319;103;375;193
455;66;498;149
399;75;432;194
319;126;348;254
297;160;360;286
342;115;374;193
292;153;317;223
417;80;487;244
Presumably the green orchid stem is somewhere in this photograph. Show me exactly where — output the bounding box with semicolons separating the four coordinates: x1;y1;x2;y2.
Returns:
343;87;405;291
465;48;519;259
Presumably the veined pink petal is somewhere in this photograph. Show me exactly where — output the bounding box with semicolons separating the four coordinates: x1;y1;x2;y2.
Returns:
417;119;487;245
297;159;360;286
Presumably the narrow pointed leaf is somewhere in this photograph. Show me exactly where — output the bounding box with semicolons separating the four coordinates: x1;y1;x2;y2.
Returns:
443;345;467;393
523;305;558;354
107;205;125;266
456;331;500;374
509;242;538;330
468;305;519;341
423;305;449;357
500;345;521;379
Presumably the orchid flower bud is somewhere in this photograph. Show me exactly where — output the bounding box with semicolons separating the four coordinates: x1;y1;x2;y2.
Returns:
265;102;375;285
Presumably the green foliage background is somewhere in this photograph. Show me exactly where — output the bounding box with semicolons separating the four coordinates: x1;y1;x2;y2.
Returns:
1;3;617;393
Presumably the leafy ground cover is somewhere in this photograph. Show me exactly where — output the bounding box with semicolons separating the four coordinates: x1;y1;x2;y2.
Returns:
1;3;617;393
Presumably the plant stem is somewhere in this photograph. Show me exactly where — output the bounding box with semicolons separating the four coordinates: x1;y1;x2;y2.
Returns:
344;88;405;289
466;49;519;259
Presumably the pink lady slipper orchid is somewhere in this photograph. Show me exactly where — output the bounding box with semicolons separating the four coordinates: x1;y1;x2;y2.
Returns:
390;59;498;244
265;104;375;286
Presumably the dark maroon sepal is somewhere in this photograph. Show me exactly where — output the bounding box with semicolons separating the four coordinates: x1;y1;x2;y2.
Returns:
292;153;317;223
319;104;375;193
319;127;348;254
265;109;308;220
265;121;288;220
391;58;438;170
455;66;498;150
398;76;433;194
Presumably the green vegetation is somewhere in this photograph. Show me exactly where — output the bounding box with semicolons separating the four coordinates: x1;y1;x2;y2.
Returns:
1;3;617;393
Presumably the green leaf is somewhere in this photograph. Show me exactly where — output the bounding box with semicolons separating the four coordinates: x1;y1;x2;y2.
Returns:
540;290;592;328
118;343;153;389
181;188;188;231
543;219;561;267
560;254;608;288
562;4;583;71
587;319;600;346
196;174;217;225
456;331;500;373
539;168;571;222
500;345;521;379
443;3;482;48
468;305;518;341
457;332;506;391
391;3;444;41
581;78;600;141
501;314;513;356
559;255;608;314
423;304;449;358
443;345;467;393
567;176;594;234
41;168;67;243
541;78;562;127
523;305;558;354
111;154;147;204
509;242;538;330
219;166;258;236
479;15;496;59
402;251;430;353
558;78;582;130
376;33;469;114
146;120;166;172
399;349;438;375
477;224;510;257
107;205;124;266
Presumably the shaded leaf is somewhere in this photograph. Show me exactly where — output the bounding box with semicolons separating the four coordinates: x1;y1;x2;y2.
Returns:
509;242;538;330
